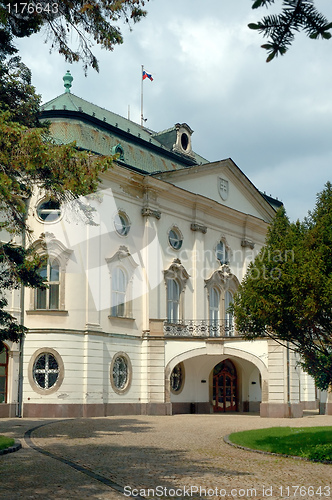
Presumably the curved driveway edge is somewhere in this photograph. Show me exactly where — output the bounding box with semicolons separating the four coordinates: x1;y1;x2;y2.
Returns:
0;440;22;456
223;434;308;461
224;433;332;465
24;423;145;499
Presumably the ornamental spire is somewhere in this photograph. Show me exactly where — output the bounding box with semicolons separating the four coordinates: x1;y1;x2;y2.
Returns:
63;70;73;93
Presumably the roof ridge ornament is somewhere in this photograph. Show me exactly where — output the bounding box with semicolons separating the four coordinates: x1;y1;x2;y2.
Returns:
63;70;73;93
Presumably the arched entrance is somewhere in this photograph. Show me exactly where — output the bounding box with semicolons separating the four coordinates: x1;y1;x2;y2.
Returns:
0;344;8;403
212;359;237;412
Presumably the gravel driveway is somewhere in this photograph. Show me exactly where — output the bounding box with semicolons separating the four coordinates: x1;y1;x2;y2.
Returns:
0;412;332;499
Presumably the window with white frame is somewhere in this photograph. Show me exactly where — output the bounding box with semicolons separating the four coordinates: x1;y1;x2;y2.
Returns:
225;290;234;336
35;258;60;310
215;240;229;265
205;269;238;337
111;267;127;317
106;247;138;320
29;235;72;313
164;259;189;324
209;286;220;336
167;278;180;323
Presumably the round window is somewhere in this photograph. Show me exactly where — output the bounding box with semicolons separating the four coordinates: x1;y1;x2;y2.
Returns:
28;348;64;394
37;199;61;222
168;228;183;250
33;352;59;390
111;353;132;394
170;363;184;394
114;212;130;236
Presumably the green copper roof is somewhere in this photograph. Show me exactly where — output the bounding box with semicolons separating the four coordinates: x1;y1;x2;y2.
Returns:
41;93;208;173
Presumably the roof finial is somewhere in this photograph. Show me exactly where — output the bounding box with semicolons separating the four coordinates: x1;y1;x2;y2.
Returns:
63;70;73;93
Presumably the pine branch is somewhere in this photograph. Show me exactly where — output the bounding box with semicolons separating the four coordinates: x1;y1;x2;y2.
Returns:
250;0;332;62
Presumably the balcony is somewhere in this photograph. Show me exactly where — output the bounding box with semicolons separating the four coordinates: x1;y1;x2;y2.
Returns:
163;319;236;338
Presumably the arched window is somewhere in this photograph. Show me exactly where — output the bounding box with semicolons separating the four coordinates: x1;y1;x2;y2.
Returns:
225;290;234;336
0;345;8;403
164;259;189;325
35;259;60;310
167;278;180;323
111;267;127;317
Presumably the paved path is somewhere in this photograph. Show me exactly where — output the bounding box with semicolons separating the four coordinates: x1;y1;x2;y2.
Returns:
0;413;332;500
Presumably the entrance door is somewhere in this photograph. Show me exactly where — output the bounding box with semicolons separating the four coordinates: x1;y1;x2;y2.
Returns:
213;359;237;412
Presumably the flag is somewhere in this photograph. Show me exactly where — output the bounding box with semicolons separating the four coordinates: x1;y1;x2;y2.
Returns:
142;70;153;81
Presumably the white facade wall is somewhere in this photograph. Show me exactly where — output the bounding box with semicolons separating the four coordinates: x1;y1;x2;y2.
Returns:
2;159;319;418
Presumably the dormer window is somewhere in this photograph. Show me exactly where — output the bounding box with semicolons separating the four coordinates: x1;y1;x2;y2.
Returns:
174;123;194;157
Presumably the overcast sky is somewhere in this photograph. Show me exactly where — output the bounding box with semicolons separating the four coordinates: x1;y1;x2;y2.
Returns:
15;0;332;222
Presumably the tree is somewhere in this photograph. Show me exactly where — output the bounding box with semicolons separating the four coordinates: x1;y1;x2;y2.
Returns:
250;0;332;62
232;184;332;390
0;55;42;127
1;0;148;71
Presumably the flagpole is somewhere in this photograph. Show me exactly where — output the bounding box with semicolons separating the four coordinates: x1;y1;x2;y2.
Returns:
141;65;144;127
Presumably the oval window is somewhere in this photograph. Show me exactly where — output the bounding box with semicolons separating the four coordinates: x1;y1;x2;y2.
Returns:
181;133;189;151
170;363;184;394
168;228;183;250
114;212;130;236
37;199;61;222
33;352;60;390
111;352;132;394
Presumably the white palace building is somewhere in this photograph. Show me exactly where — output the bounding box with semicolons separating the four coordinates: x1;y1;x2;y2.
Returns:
1;72;331;419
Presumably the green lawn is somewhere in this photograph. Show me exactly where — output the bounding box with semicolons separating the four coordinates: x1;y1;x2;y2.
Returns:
0;435;14;451
228;427;332;462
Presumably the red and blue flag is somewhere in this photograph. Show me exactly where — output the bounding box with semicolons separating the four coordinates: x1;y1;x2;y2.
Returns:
142;70;153;81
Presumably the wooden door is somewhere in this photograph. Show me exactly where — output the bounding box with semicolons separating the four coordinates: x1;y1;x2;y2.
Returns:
213;359;237;412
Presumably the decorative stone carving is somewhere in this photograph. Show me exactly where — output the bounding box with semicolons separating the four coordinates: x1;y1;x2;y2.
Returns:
141;207;161;220
164;258;190;290
190;223;207;234
241;239;255;249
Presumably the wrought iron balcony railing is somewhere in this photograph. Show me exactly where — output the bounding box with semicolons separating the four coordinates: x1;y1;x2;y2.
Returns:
163;319;235;338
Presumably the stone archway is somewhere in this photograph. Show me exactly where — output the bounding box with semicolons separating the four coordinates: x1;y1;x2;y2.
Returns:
165;345;269;415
